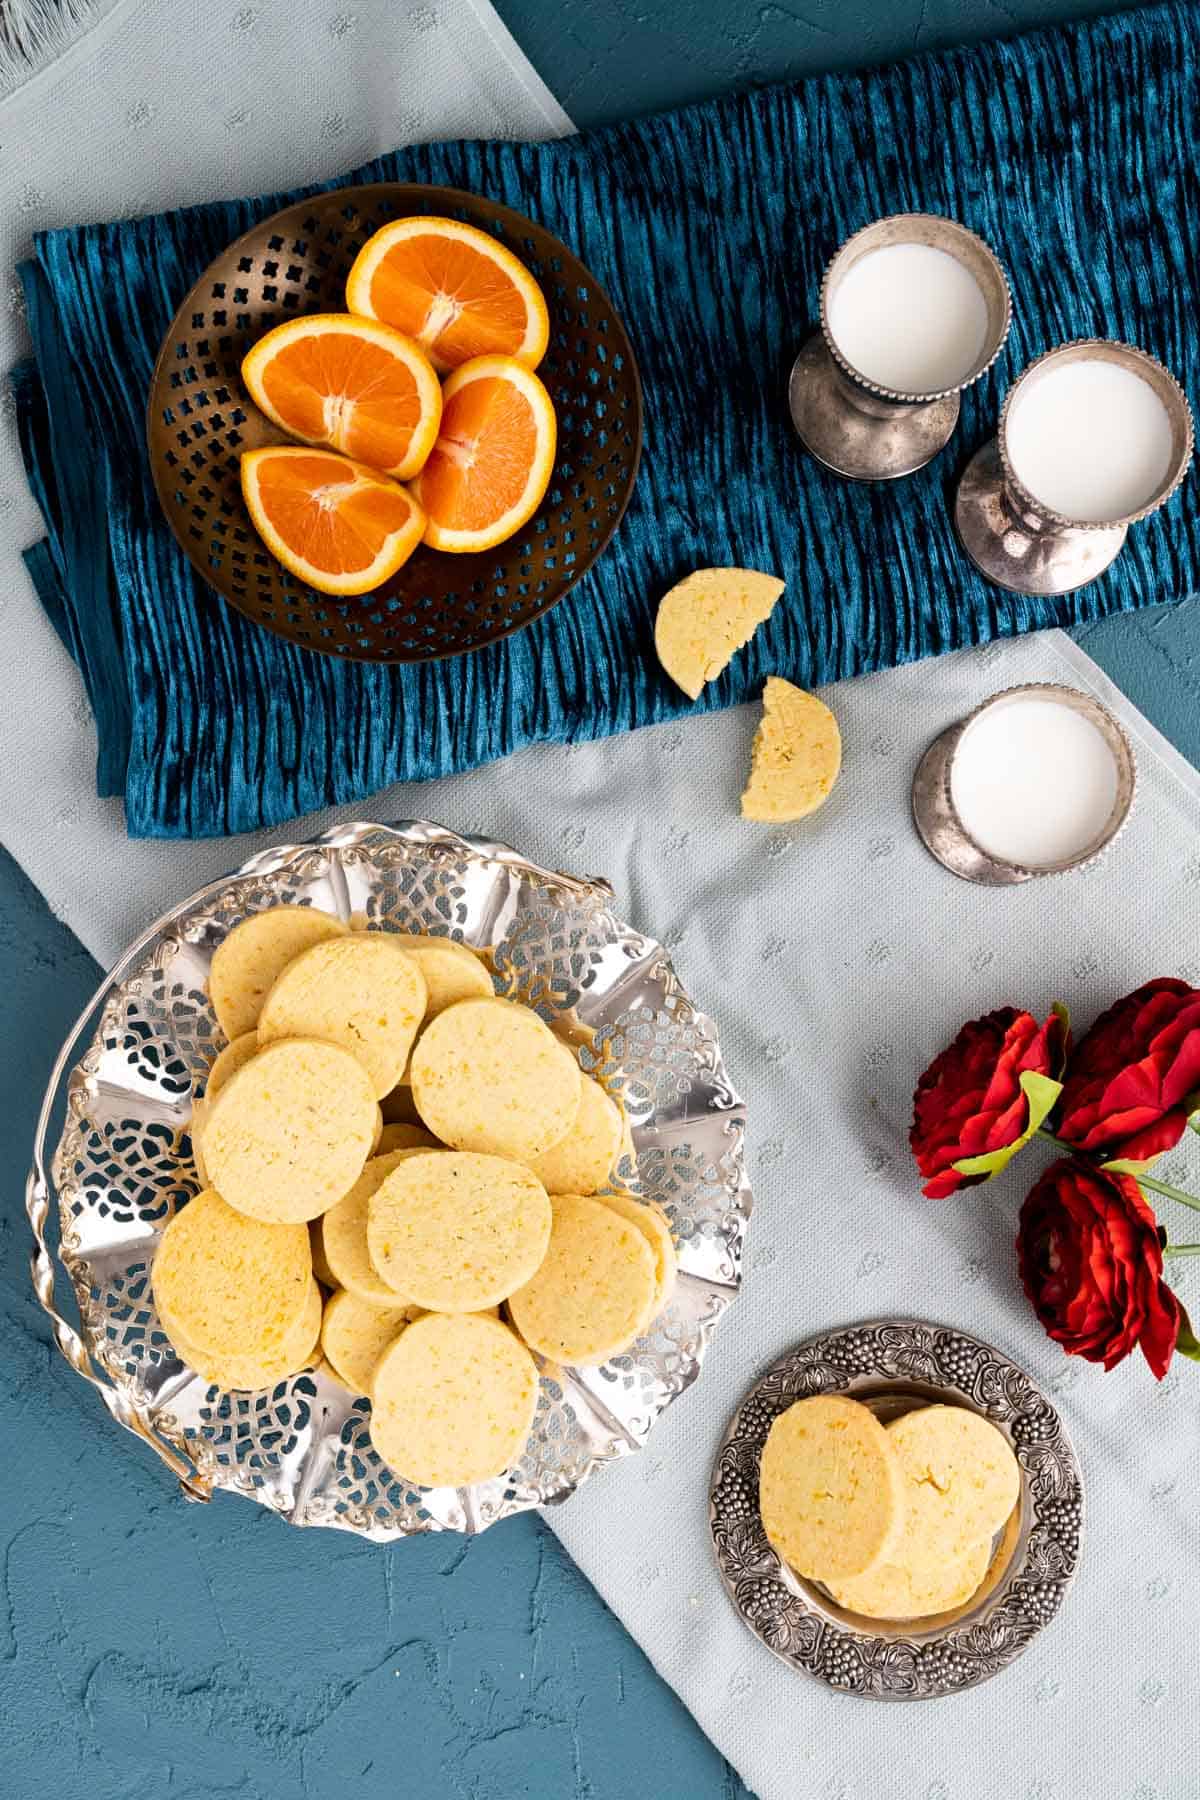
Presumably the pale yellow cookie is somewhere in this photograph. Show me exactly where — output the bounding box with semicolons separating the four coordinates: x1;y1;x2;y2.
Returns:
507;1194;657;1366
367;1150;552;1312
825;1533;993;1622
319;1148;425;1306
151;1187;312;1359
410;998;581;1160
208;905;346;1039
758;1395;903;1583
595;1191;677;1317
654;567;785;700
377;1122;439;1155
320;1287;418;1395
205;1030;260;1098
387;934;494;1017
371;1312;539;1488
168;1278;322;1392
257;934;427;1099
886;1404;1020;1561
741;677;842;822
202;1037;377;1224
526;1076;624;1195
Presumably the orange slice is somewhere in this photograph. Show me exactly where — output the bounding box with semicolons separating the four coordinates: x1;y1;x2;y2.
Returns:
241;314;442;480
345;217;550;375
241;446;425;595
411;354;557;554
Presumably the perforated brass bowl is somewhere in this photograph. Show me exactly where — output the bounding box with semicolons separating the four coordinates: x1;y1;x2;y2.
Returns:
147;183;643;663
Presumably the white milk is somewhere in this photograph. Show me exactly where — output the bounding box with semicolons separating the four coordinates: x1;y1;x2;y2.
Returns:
1005;358;1175;523
826;243;990;393
950;695;1120;868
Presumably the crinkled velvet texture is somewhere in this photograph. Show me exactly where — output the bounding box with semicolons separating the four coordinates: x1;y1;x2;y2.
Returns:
14;0;1200;837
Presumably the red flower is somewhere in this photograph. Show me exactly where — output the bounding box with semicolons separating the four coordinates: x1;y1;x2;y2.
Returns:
1057;979;1200;1163
910;1007;1065;1199
1017;1158;1180;1378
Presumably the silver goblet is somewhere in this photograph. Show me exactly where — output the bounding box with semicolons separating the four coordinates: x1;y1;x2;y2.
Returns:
956;339;1194;596
789;212;1012;482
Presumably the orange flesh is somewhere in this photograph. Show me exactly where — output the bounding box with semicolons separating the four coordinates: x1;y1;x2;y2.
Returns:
253;452;417;575
259;336;426;468
419;377;538;530
368;237;532;365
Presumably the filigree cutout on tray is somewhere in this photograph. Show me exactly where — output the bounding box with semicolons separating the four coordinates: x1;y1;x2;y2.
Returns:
36;821;750;1537
710;1321;1083;1698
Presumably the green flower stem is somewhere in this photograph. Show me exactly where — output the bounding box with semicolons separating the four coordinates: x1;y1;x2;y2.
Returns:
1034;1128;1200;1215
1165;1244;1200;1257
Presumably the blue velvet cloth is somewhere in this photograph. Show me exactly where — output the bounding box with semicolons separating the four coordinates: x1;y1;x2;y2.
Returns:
13;0;1200;838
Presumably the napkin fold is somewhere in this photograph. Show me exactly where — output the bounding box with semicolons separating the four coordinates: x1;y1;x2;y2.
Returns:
14;0;1200;838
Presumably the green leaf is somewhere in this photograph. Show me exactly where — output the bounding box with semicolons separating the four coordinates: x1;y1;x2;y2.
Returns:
1174;1301;1200;1365
952;1071;1064;1181
1103;1156;1158;1177
1050;1001;1071;1074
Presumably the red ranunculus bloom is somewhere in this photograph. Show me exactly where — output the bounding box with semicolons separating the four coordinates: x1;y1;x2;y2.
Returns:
910;1006;1065;1199
1017;1158;1180;1378
1057;979;1200;1163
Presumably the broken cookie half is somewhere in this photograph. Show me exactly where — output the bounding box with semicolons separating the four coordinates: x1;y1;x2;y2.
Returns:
741;676;842;822
654;567;784;701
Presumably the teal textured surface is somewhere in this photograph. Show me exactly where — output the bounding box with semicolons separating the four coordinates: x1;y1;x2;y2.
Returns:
4;4;1199;1799
15;0;1199;837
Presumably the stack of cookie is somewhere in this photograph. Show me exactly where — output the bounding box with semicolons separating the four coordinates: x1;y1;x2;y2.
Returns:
152;905;677;1489
758;1395;1020;1621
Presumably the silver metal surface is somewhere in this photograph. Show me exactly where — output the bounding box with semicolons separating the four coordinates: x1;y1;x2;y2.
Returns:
710;1320;1083;1700
29;821;751;1537
956;339;1195;594
790;213;1011;481
911;683;1137;884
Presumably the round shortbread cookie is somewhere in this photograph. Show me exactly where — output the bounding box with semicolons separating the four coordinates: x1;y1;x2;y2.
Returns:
319;1148;424;1305
825;1532;993;1622
167;1278;322;1392
595;1190;677;1318
654;566;785;701
257;934;427;1099
377;1122;438;1155
758;1395;904;1583
886;1405;1020;1561
410;998;581;1160
367;1150;552;1312
507;1194;657;1366
387;934;494;1017
370;1312;539;1488
209;905;346;1039
320;1287;417;1395
526;1076;624;1195
205;1030;260;1098
203;1037;377;1223
151;1188;312;1359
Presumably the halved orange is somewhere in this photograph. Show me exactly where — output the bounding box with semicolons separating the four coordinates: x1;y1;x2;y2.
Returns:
345;217;550;375
411;354;557;554
241;446;426;595
241;314;442;480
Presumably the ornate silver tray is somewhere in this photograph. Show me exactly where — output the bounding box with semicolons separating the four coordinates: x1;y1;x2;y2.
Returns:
27;821;750;1536
710;1320;1082;1699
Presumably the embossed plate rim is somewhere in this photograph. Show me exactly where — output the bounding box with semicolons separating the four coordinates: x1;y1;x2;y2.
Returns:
29;819;749;1536
709;1317;1083;1700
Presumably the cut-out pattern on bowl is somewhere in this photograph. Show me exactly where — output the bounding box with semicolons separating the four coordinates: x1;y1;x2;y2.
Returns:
147;185;643;663
32;821;749;1538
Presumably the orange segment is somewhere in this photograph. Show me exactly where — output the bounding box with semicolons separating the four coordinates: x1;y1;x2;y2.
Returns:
345;217;550;375
412;354;557;554
241;314;442;480
241;446;426;595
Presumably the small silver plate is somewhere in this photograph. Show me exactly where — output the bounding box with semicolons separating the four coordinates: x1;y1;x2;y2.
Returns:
28;821;751;1537
710;1319;1082;1700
